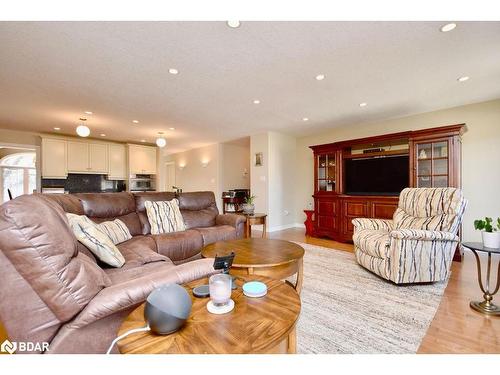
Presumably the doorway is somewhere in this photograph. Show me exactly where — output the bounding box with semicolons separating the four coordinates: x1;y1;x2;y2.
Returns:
165;161;176;192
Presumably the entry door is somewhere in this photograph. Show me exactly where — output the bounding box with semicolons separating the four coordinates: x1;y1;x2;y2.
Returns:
165;162;176;192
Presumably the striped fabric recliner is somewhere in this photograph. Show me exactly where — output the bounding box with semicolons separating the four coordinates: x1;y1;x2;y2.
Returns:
352;188;468;284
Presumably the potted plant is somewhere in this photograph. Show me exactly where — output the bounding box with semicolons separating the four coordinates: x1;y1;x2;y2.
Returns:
241;195;257;215
474;217;500;248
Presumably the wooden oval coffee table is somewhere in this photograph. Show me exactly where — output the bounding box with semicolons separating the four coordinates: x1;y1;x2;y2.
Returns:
202;238;305;294
116;275;301;354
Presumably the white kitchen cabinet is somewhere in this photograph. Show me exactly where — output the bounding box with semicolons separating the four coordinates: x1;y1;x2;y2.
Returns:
128;144;157;175
108;144;127;180
89;143;108;173
41;138;67;178
67;141;108;174
67;141;89;172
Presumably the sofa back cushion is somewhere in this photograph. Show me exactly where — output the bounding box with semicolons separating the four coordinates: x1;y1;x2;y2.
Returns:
393;188;467;233
178;191;218;229
0;195;109;333
134;192;176;234
74;192;142;236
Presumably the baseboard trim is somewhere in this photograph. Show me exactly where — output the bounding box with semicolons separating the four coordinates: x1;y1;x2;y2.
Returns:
252;223;305;233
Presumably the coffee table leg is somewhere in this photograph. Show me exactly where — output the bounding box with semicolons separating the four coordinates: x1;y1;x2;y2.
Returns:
287;327;297;354
294;258;304;295
469;249;500;316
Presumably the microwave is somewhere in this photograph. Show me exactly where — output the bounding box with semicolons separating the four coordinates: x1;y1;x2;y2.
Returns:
129;174;156;192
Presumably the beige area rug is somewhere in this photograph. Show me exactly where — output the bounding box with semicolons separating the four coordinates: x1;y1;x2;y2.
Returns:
293;242;448;354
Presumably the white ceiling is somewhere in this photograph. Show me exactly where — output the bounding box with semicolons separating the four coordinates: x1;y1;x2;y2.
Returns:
0;21;499;153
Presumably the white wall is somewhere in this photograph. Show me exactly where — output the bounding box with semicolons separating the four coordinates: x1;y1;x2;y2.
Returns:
295;98;500;242
250;132;297;232
250;133;269;217
268;132;297;230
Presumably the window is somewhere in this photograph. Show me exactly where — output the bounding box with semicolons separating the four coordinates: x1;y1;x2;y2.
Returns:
0;152;36;203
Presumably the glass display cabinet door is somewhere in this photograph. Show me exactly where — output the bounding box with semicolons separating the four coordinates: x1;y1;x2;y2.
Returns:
317;153;336;192
415;140;449;188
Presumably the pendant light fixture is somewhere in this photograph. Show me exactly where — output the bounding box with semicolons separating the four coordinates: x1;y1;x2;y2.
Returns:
76;118;90;137
156;132;167;148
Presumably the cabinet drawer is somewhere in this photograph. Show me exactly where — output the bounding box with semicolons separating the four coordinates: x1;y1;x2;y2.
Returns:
317;215;337;231
318;200;337;215
371;202;398;219
344;201;368;216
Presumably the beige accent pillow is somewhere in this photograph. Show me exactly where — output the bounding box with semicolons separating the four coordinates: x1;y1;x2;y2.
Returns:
66;213;125;267
98;218;132;245
144;199;186;235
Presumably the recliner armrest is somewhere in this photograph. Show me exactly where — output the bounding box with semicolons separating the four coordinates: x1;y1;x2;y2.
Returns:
216;213;246;228
66;258;218;329
389;229;459;242
352;218;393;231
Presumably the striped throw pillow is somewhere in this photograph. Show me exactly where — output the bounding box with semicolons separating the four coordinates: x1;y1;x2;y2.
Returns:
144;199;186;235
98;219;132;245
66;213;125;268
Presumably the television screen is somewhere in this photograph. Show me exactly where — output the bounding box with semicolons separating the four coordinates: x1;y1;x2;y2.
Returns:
344;155;409;195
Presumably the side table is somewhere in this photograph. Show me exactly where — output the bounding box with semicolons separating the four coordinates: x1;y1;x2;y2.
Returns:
463;242;500;316
243;213;267;238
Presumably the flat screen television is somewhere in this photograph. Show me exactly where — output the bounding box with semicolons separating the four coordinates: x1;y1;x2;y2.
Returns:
344;155;409;196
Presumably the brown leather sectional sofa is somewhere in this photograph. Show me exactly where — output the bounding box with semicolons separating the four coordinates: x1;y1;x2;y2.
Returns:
0;191;245;354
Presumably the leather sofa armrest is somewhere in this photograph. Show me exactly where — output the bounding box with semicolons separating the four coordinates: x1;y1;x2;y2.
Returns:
389;229;459;242
216;213;246;227
66;258;218;329
216;214;246;238
352;218;394;232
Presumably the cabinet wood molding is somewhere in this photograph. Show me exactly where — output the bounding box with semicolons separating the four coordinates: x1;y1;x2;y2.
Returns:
310;124;465;258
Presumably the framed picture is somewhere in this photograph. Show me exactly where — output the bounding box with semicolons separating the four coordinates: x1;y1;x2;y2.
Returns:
255;152;263;167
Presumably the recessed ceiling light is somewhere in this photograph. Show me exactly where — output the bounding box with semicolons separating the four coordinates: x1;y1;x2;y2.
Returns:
359;102;368;107
168;68;179;75
100;134;106;137
84;111;93;115
140;139;146;143
302;118;309;122
227;21;241;28
440;23;457;32
132;120;139;124
315;74;325;81
169;127;175;130
253;99;260;104
53;127;61;131
457;76;470;82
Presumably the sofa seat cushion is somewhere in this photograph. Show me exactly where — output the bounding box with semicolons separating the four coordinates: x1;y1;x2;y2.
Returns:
353;229;391;259
116;236;168;268
104;261;176;285
152;229;203;262
195;225;237;246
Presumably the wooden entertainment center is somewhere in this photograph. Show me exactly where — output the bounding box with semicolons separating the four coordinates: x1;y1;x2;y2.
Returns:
310;124;465;247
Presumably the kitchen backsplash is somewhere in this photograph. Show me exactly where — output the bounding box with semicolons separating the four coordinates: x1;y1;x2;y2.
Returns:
42;174;126;193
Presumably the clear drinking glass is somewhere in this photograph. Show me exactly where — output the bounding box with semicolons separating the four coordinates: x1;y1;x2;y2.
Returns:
209;274;232;307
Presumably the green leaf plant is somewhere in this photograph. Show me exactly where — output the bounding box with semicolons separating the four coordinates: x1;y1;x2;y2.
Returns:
474;217;500;233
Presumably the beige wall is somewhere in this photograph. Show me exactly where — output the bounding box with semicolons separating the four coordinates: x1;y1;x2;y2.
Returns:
220;142;250;191
0;128;41;147
164;143;223;210
295;98;500;242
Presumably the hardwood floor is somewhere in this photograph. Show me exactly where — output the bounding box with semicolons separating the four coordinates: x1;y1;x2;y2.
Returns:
260;227;500;354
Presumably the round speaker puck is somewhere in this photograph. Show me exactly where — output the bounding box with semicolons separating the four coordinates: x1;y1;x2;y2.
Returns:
192;285;210;298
